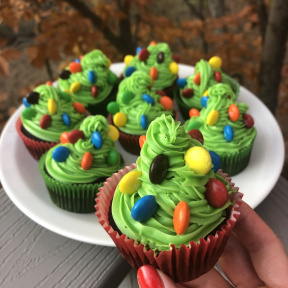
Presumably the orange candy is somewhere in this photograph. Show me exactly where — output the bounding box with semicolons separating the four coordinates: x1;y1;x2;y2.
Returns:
81;152;93;170
46;81;52;86
193;73;201;85
159;96;173;110
60;132;70;144
173;201;190;235
139;135;147;149
189;108;200;118
69;62;82;73
73;102;86;114
228;104;240;121
150;67;158;80
149;41;156;45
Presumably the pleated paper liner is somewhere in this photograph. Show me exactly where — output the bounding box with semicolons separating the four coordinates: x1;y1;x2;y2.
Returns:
16;117;58;161
95;164;243;283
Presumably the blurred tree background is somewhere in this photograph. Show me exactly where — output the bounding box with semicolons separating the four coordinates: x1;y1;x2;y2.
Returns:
0;0;287;177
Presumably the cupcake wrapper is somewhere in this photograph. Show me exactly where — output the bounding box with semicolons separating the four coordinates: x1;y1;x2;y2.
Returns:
16;117;58;161
95;164;243;282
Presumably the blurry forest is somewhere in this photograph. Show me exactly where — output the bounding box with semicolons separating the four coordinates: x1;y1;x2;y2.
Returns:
0;0;287;178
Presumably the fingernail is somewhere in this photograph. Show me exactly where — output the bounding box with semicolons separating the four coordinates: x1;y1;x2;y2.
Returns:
137;265;164;288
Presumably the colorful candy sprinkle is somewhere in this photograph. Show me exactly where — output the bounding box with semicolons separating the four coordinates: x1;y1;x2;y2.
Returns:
131;195;158;222
122;91;134;104
214;70;222;83
188;129;204;145
22;108;36;120
124;55;134;66
40;114;52;129
70;81;81;93
169;62;178;74
73;102;86;114
113;112;127;127
206;110;219;126
193;73;201;85
48;99;57;114
159;96;173;110
59;91;71;102
91;131;103;149
46;81;52;86
149;154;169;184
157;52;164;63
136;47;142;54
139;135;146;149
172;54;180;63
119;170;142;195
201;96;209;108
81;152;93;170
68;129;85;144
107;125;119;141
243;113;254;128
26;91;40;104
142;94;155;105
59;69;71;80
107;101;119;115
107;148;119;165
205;178;229;208
209;56;222;69
209;151;221;173
125;66;136;77
62;113;71;127
150;67;158;80
177;78;187;88
108;72;118;85
60;132;70;144
88;70;97;84
139;48;149;61
91;85;98;98
182;88;194;98
224;125;234;142
52;146;70;162
173;201;190;235
156;90;165;96
140;115;148;130
23;98;31;108
149;41;156;46
184;146;212;174
69;62;82;73
189;108;200;118
228;104;240;122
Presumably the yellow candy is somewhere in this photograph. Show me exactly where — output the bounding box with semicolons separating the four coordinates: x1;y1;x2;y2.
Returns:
184;147;212;174
209;56;222;69
206;110;219;126
107;125;119;141
203;90;209;96
124;55;134;66
119;170;142;194
169;62;179;74
64;89;72;96
48;99;57;114
113;112;127;127
70;81;81;93
107;58;111;68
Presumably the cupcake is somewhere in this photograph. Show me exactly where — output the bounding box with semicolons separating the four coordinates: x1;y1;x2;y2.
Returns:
175;56;240;120
16;83;86;160
123;42;180;98
96;114;242;282
107;70;177;155
184;83;256;176
57;49;119;116
39;115;124;213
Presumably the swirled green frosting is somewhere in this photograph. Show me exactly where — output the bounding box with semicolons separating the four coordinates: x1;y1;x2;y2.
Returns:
45;115;122;184
57;49;118;106
21;84;85;142
124;42;178;91
115;71;173;135
179;59;240;110
184;83;256;153
112;114;235;251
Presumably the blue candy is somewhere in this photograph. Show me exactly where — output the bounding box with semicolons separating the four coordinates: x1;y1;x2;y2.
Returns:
91;131;103;149
140;115;148;130
176;78;187;88
23;98;31;108
62;113;71;127
142;94;155;105
224;125;234;142
52;146;70;162
88;70;96;84
136;46;142;54
201;96;209;108
131;195;158;222
209;151;221;172
75;58;80;63
125;66;136;77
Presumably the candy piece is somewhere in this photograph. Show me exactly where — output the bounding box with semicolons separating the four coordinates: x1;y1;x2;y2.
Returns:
188;129;204;145
81;152;93;170
69;62;82;73
91;85;98;98
26;91;40;104
107;101;119;115
169;62;178;74
73;102;86;114
70;81;81;93
107;125;119;141
68;129;85;144
201;96;209;108
119;170;142;194
122;91;134;104
136;47;142;54
59;69;71;80
159;96;173;110
186;119;202;131
228;104;240;122
107;148;119;165
206;110;219;126
23;98;31;108
52;146;70;162
60;132;70;144
205;178;229;208
209;151;221;173
177;78;187;88
131;195;158;222
172;54;180;63
113;112;127;127
40;114;52;129
182;88;194;98
184;146;212;174
157;51;164;63
124;55;134;66
150;67;158;80
224;125;234;142
75;58;80;63
125;66;136;77
189;108;200;118
46;81;52;86
140;115;148;130
139;135;146;149
173;201;190;235
149;154;169;184
22;107;37;120
149;41;156;45
59;91;71;102
91;131;103;149
209;56;222;69
214;70;222;83
142;94;155;105
243;113;254;128
203;90;209;96
108;72;118;85
48;99;57;114
139;48;149;61
88;70;97;84
193;73;201;85
156;90;165;96
62;113;71;127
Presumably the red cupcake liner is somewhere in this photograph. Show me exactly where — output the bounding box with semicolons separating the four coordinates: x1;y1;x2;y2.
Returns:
95;164;243;283
16;117;58;161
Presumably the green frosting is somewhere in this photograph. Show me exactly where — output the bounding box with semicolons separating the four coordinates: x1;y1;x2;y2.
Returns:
113;71;174;135
45;115;122;184
112;114;235;251
184;83;256;153
179;59;240;110
21;84;85;142
57;49;118;107
124;42;178;91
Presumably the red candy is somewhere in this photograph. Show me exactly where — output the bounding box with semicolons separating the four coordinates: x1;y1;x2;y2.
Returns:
81;152;93;170
73;102;86;114
189;108;200;118
159;96;173;110
139;135;147;149
214;70;222;83
182;88;194;98
91;85;98;98
173;201;190;235
69;62;82;73
188;129;204;145
40;114;52;129
205;178;229;208
172;54;180;63
243;113;254;128
60;132;70;144
139;48;149;61
68;129;85;144
193;73;201;85
156;90;165;96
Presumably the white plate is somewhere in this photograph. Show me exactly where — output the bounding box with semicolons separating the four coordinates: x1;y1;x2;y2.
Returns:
0;63;285;246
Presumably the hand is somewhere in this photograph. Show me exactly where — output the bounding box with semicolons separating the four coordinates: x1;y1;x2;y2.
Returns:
137;201;288;287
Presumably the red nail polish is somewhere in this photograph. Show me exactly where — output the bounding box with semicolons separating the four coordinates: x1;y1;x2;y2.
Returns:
137;265;164;288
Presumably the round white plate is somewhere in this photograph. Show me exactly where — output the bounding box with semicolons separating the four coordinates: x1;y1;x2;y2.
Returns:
0;63;284;246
